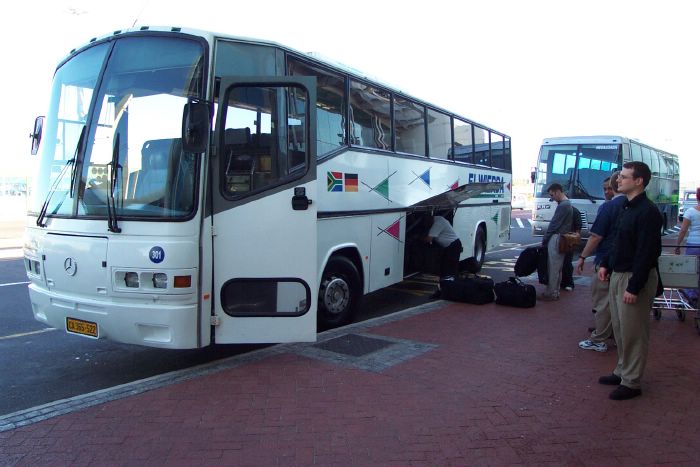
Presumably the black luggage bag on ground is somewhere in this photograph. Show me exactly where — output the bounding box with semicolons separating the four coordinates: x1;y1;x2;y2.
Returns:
440;275;494;304
494;276;537;308
514;246;542;277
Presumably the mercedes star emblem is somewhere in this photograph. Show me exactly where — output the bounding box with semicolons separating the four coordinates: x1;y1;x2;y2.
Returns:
64;257;77;276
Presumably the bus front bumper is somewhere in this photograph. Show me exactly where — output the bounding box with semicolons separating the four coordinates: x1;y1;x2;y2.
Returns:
28;284;202;349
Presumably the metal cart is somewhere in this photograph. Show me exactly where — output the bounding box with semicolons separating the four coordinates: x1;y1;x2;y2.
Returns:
652;253;699;334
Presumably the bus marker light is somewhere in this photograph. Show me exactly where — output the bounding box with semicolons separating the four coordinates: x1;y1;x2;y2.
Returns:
174;275;192;288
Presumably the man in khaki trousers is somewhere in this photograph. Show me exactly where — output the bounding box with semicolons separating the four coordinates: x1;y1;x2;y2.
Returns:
598;161;662;400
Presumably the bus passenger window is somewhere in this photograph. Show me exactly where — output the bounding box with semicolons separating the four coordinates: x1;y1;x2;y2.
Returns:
349;80;391;150
427;109;451;160
453;119;474;163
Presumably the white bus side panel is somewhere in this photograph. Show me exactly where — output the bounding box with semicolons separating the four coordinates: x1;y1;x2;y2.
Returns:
368;213;405;292
317;216;371;294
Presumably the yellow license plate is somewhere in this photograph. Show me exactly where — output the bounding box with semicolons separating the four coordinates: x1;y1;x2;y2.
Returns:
66;317;98;338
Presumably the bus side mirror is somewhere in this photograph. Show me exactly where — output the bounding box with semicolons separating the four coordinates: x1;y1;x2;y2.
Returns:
182;101;211;153
30;116;44;155
530;170;536;184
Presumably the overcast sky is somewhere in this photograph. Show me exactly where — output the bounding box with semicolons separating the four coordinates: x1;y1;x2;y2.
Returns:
2;0;698;188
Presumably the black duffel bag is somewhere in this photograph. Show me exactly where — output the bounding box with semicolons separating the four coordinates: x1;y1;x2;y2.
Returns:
440;275;494;305
494;276;536;308
514;246;542;277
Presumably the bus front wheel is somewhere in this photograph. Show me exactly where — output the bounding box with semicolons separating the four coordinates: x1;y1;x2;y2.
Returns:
318;256;361;329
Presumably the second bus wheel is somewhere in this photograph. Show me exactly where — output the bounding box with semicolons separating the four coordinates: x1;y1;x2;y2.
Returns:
318;256;361;329
473;226;487;271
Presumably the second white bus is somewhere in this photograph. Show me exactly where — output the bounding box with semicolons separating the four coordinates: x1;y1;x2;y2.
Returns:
532;135;679;238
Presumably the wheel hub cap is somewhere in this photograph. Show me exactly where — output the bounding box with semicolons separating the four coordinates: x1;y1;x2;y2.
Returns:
322;277;349;315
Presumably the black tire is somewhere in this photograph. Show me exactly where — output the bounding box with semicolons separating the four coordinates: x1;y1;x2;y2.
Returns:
318;256;361;329
472;226;487;272
661;214;668;235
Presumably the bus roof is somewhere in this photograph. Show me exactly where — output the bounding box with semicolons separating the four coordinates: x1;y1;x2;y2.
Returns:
63;26;508;138
541;135;628;145
540;135;677;158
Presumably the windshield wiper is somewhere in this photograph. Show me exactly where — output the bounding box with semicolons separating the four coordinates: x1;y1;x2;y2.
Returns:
107;133;122;233
574;177;599;203
36;158;75;227
36;125;85;227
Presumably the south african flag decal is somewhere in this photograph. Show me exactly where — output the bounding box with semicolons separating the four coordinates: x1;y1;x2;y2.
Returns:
327;171;343;192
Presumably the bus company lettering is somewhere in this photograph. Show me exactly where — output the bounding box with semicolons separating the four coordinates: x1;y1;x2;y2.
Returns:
468;173;504;193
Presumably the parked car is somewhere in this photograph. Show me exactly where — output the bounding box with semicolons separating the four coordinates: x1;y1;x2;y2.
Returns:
512;193;528;210
679;190;696;222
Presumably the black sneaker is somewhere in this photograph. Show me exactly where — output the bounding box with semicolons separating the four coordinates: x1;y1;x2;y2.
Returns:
598;373;622;385
609;385;642;400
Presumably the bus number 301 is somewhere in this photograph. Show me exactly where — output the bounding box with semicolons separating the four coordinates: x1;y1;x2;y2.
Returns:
149;247;165;264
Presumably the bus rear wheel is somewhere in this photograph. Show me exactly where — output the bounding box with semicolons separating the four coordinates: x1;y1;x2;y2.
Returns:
318;256;361;329
473;226;487;272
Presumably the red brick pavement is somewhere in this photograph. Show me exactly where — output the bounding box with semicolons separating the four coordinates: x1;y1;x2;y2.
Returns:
2;276;700;466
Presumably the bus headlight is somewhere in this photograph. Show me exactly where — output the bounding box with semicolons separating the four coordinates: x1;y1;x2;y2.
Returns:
124;272;140;288
152;273;168;289
113;268;195;294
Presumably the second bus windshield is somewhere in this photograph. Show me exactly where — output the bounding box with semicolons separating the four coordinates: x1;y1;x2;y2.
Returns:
536;144;620;199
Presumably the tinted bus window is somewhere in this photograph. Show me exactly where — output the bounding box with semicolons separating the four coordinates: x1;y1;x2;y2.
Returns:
630;141;642;161
490;133;505;169
288;57;346;157
504;137;512;170
215;41;282;77
453;119;473;163
394;97;425;156
474;126;490;166
427;109;451;160
349;80;391;150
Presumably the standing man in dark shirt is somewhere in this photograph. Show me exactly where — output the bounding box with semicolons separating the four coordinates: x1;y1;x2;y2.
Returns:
541;183;573;301
575;173;624;352
597;161;662;400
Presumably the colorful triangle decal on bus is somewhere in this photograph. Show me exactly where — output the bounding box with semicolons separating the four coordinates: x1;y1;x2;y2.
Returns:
450;179;459;190
362;171;396;202
409;168;431;188
377;218;402;242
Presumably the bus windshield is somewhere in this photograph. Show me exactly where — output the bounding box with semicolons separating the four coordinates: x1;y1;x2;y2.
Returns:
33;35;205;220
535;143;620;199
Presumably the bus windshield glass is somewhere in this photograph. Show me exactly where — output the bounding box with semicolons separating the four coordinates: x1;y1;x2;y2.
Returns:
535;143;620;199
33;35;205;220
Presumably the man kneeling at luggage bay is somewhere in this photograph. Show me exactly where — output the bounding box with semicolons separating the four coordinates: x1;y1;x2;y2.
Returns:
419;214;463;298
540;183;573;301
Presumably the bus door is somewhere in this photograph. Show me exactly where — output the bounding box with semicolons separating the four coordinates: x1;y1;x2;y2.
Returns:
212;77;317;343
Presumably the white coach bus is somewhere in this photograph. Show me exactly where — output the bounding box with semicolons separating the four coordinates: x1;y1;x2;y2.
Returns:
531;135;679;238
25;27;512;348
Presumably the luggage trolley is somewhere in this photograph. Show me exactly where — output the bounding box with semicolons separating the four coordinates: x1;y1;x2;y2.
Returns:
652;252;699;334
